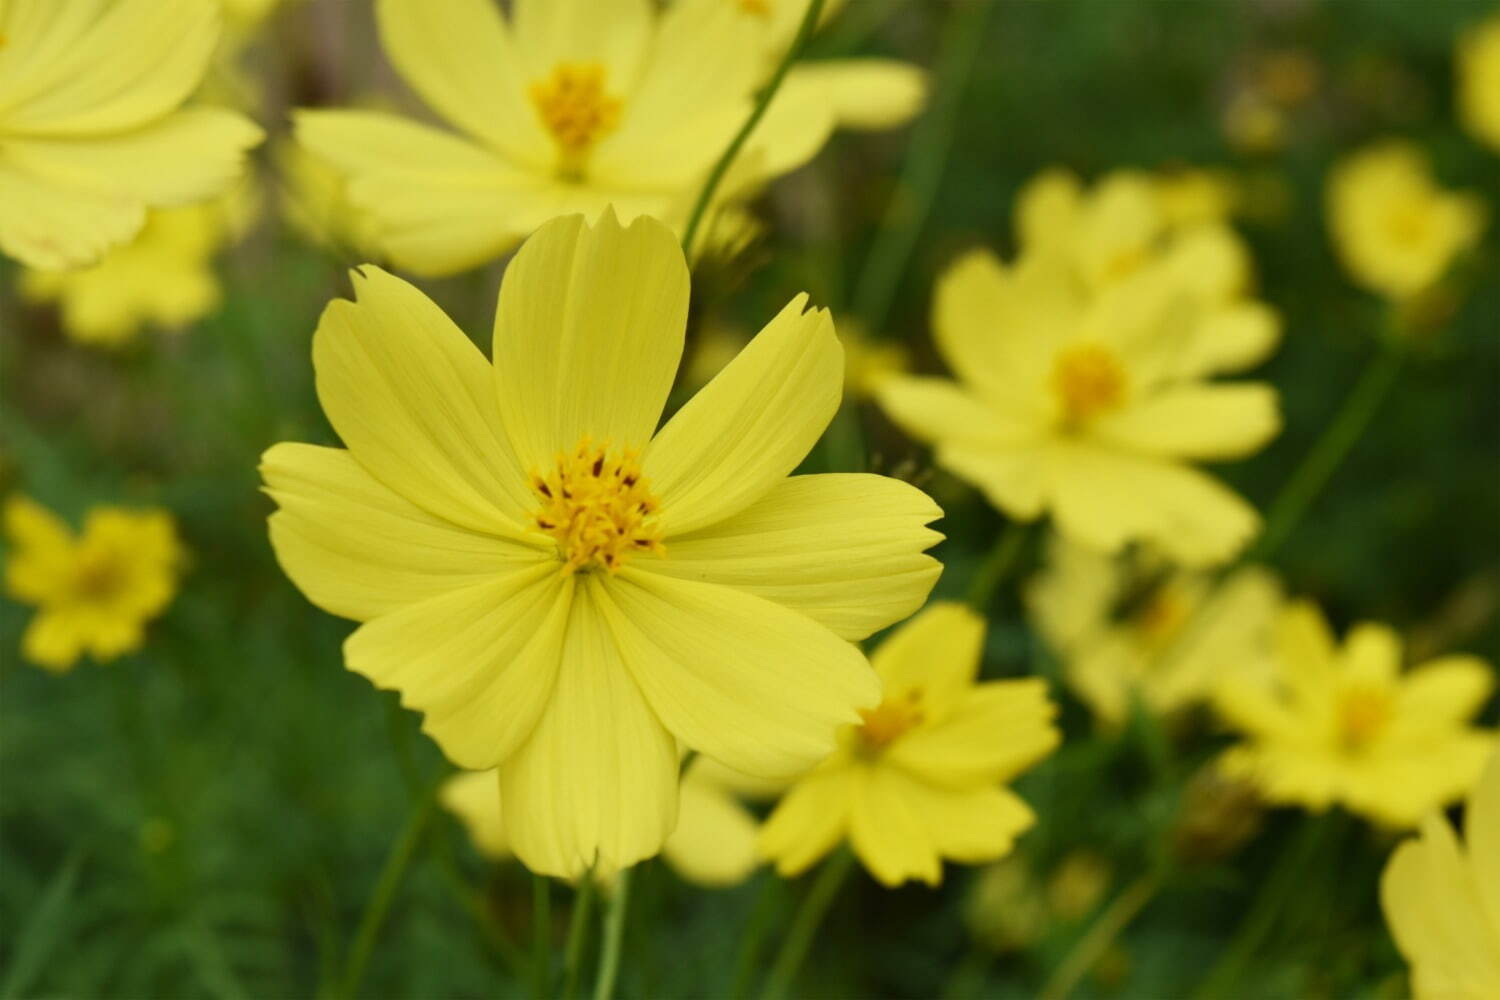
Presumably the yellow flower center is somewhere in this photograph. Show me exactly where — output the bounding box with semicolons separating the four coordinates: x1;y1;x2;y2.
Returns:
738;0;772;15
1132;587;1191;648
530;438;664;574
1102;245;1148;282
857;689;924;754
1386;200;1435;247
528;63;623;181
71;551;126;603
1336;687;1391;751
1051;343;1128;425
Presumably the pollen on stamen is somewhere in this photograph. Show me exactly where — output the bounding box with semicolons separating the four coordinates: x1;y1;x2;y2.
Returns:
1051;342;1129;426
530;437;665;575
528;63;623;180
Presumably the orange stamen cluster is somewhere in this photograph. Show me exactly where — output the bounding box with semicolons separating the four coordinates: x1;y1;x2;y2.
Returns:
528;63;622;179
857;689;925;753
531;438;664;574
1051;342;1128;425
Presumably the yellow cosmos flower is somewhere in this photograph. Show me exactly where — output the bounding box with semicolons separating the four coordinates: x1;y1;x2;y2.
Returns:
877;229;1281;566
260;212;943;878
294;0;850;277
1382;749;1500;999
0;0;263;269
1027;536;1282;727
3;495;184;672
1326;141;1487;301
758;603;1059;887
1459;12;1500;153
275;140;386;260
1215;601;1497;827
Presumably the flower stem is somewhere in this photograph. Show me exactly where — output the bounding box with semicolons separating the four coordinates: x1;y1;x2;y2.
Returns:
966;522;1029;611
1039;865;1166;1000
679;0;826;258
850;0;995;333
532;874;551;1000
593;866;633;1000
561;873;597;1000
759;849;856;1000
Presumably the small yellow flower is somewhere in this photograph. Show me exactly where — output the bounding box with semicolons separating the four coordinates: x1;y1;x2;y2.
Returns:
1027;536;1282;726
878;199;1282;565
1215;601;1497;827
0;0;263;270
1381;749;1500;999
1155;168;1239;230
1326;141;1487;301
758;603;1059;887
261;212;942;878
1458;12;1500;153
3;496;184;672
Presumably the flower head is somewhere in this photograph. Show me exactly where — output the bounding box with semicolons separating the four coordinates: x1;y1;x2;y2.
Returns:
0;0;263;269
3;496;185;671
1458;12;1500;153
1214;601;1496;827
1381;749;1500;999
758;602;1059;886
1326;141;1487;301
261;212;942;877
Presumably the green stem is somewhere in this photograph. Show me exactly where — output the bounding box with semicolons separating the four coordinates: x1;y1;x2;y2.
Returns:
1039;865;1167;1000
561;874;597;1000
729;876;781;999
679;0;826;258
532;875;552;1000
850;0;994;333
593;867;633;1000
338;784;438;999
759;850;856;1000
1248;342;1405;562
966;522;1029;611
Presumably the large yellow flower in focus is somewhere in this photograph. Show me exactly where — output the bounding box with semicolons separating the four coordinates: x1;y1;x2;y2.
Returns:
1459;13;1500;153
758;603;1059;887
260;212;943;877
0;0;263;269
1215;601;1496;827
1382;749;1500;999
1027;536;1282;727
3;496;185;672
294;0;859;277
1326;141;1487;301
877;239;1281;566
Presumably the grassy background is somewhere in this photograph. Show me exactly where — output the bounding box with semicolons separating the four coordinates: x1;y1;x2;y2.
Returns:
2;0;1497;996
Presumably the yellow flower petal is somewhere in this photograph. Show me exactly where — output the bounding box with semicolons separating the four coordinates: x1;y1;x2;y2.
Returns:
344;567;569;770
645;295;841;535
21;608;87;672
261;443;548;622
1339;622;1402;685
1394;657;1496;729
596;569;879;778
311;265;535;534
887;679;1060;789
1180;302;1282;378
784;59;927;131
663;766;761;888
491;212;688;469
3;495;76;604
1471;751;1500;945
441;770;509;859
498;583;678;878
903;781;1036;864
871;602;984;716
1015;168;1081;254
1092;383;1281;460
935;444;1050;521
758;762;854;878
849;765;940;887
645;473;942;641
510;0;651;86
876;377;1037;448
0;162;143;270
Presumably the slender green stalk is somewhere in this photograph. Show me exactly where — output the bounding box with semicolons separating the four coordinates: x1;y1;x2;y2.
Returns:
561;874;598;1000
593;867;633;1000
338;785;438;1000
966;522;1030;611
532;875;552;1000
759;850;856;1000
850;0;995;333
729;876;782;999
679;0;825;257
1039;866;1166;1000
1249;342;1405;561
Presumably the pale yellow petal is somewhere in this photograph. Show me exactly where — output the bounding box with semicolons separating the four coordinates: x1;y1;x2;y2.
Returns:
595;570;879;778
1339;622;1403;685
1276;600;1338;681
0;162;143;270
21;608;86;672
875;377;1036;448
645;295;841;535
1092;383;1281;460
440;770;509;859
1180;302;1282;378
510;0;651;86
645;473;942;641
1469;750;1500;944
1015;168;1081;254
733;78;838;188
887;679;1059;788
663;773;760;888
3;495;76;604
491;212;688;469
871;602;984;717
903;780;1036;864
311;265;535;534
1394;656;1495;727
936;443;1051;521
498;585;679;878
849;765;941;886
758;763;854;878
784;59;927;130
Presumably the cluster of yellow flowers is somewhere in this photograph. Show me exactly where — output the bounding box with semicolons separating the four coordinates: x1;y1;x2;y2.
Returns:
2;1;1498;996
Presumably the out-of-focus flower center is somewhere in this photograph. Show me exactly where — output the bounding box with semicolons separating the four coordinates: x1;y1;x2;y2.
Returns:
1101;245;1148;282
1051;342;1128;425
528;63;623;181
1132;586;1191;649
737;0;772;16
530;438;664;574
1336;686;1391;751
71;551;126;603
1385;199;1435;248
857;689;924;753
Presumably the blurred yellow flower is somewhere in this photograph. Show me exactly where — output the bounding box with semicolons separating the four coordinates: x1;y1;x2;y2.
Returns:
293;0;887;276
275;140;386;260
686;317;909;401
1027;536;1282;727
1326;141;1487;301
3;496;184;672
1155;168;1239;231
18;200;234;347
1215;601;1496;827
758;603;1058;886
260;212;942;878
878;217;1281;566
1458;12;1500;152
0;0;263;269
1381;749;1500;999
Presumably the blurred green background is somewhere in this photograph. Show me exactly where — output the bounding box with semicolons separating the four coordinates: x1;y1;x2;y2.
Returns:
2;0;1497;997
